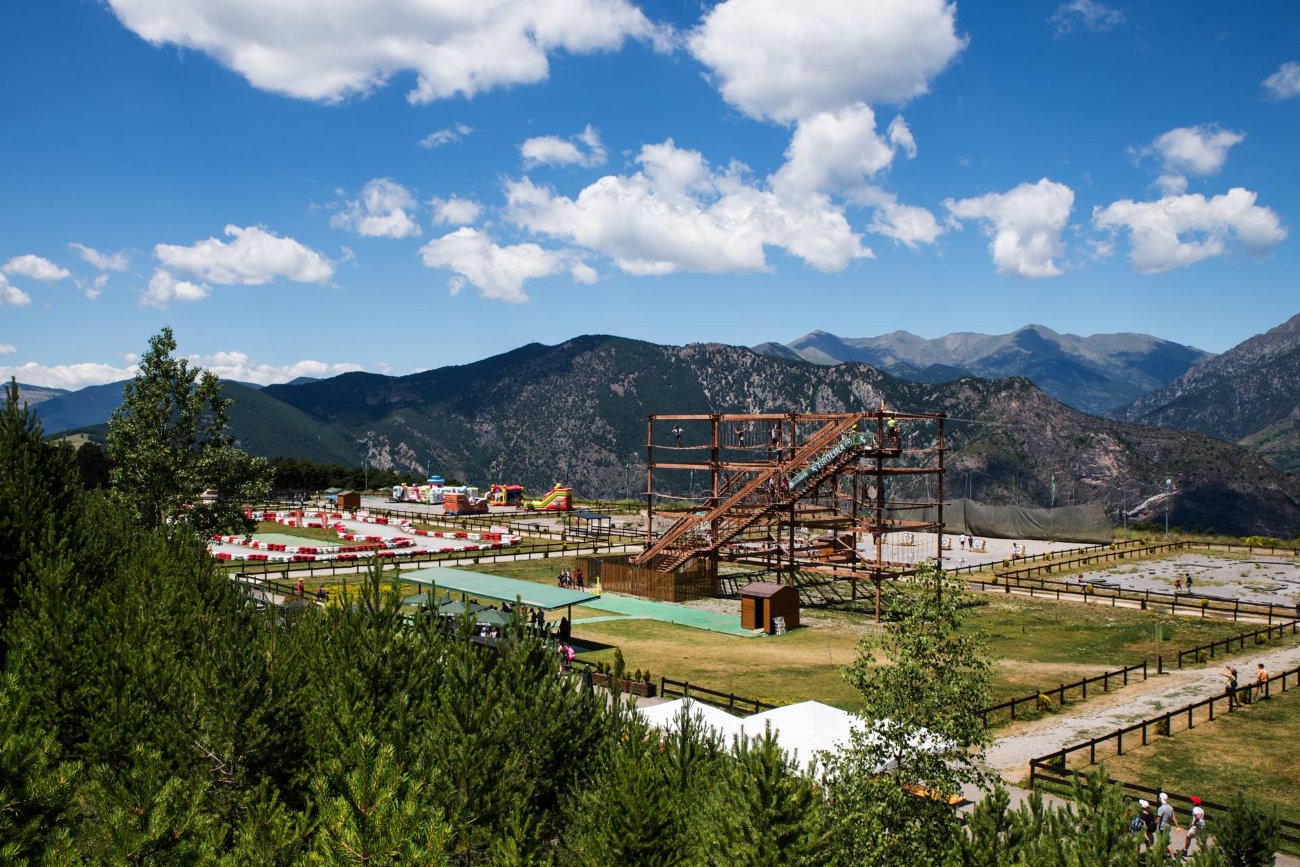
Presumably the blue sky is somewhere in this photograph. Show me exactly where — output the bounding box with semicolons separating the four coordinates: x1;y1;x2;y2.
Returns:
2;0;1298;389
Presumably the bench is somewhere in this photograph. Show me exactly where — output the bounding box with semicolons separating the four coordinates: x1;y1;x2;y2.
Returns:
902;783;968;807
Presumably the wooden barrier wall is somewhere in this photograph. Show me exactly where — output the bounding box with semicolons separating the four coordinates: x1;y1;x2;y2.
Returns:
580;556;718;602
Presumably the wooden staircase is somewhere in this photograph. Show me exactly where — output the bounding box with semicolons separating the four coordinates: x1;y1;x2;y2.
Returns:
632;414;870;572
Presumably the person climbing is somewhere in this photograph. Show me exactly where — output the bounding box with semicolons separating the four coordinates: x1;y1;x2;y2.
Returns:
886;414;899;443
734;426;745;447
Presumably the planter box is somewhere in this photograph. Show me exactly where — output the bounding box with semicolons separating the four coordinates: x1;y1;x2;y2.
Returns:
588;671;657;698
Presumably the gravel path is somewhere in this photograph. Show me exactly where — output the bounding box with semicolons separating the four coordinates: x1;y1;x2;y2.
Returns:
985;641;1300;776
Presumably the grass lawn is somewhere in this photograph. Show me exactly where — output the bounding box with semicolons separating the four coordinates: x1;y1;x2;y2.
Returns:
253;520;341;544
1098;685;1300;832
470;558;1283;713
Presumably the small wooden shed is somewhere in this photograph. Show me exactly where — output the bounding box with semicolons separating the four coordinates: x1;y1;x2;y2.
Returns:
335;490;361;510
740;582;800;634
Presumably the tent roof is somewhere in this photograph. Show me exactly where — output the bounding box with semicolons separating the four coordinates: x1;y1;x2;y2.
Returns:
741;701;864;772
403;566;597;610
639;698;745;739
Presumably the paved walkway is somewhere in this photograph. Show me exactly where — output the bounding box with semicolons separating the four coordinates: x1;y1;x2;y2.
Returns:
583;593;763;637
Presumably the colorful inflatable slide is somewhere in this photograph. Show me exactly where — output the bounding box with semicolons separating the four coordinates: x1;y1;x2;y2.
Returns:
525;484;573;511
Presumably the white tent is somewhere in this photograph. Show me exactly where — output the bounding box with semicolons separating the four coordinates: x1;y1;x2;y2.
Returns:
740;701;866;773
638;698;745;740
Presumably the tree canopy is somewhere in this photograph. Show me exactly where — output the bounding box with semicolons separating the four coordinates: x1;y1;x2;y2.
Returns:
107;327;270;534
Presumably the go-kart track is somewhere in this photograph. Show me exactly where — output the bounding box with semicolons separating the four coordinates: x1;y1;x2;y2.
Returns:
207;510;523;563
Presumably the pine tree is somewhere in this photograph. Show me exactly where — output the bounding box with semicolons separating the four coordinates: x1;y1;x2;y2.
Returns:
718;726;827;865
107;327;270;534
1213;791;1281;867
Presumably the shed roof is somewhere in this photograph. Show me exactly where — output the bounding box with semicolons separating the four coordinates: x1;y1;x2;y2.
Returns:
403;566;597;610
739;582;793;598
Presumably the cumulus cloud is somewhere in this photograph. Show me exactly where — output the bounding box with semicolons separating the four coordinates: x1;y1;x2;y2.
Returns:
104;0;664;104
141;270;211;308
868;200;944;248
0;344;15;355
1049;0;1125;35
1092;187;1286;273
419;227;588;303
1;352;364;390
68;242;130;271
689;0;965;122
771;104;902;197
153;225;335;289
4;254;71;282
330;178;422;239
76;273;111;301
430;196;483;226
419;123;473;149
887;116;917;159
1264;61;1300;99
520;124;608;168
0;275;31;307
194;351;364;384
945;179;1075;277
505;139;871;277
1141;125;1245;195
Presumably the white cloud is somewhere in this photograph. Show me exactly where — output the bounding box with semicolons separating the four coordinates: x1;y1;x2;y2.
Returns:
520;124;608;168
193;351;364;384
1;352;364;390
419;227;586;303
1142;125;1245;194
505;139;871;276
945;179;1075;278
4;254;71;282
1092;187;1286;273
76;273;111;301
0;275;32;307
105;0;664;104
689;0;965;122
430;196;483;226
0;344;15;355
887;116;917;159
1049;0;1125;35
330;178;422;239
68;242;130;271
0;361;137;390
155;225;335;285
141;270;211;308
1264;61;1300;99
419;123;473;149
868;200;944;248
771;104;900;197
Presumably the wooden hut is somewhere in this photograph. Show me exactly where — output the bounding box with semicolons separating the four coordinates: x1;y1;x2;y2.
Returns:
336;490;361;510
740;582;800;634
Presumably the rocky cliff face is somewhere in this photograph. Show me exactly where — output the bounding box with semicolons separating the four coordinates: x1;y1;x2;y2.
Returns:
264;335;1300;537
1119;313;1300;471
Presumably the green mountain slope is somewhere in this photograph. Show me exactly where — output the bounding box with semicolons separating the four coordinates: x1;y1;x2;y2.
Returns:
264;335;1299;537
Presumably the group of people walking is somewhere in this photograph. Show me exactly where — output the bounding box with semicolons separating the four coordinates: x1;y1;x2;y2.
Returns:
1132;792;1207;859
557;568;585;589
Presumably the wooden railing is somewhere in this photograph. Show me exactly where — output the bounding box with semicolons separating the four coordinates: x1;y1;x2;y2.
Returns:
979;661;1147;725
658;677;778;716
1176;619;1300;668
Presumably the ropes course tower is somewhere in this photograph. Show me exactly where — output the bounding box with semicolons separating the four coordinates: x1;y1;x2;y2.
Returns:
632;409;946;620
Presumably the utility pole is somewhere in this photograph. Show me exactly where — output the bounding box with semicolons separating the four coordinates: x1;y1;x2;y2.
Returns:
1164;477;1172;539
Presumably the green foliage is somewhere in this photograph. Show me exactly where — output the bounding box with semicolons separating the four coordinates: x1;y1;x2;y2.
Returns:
268;455;421;493
1213;791;1281;867
825;563;992;863
107;327;271;533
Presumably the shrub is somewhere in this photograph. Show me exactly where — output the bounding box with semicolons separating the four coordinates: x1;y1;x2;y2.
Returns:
1196;650;1209;663
633;668;642;681
1037;693;1054;712
1155;717;1171;737
642;670;651;684
1255;633;1267;645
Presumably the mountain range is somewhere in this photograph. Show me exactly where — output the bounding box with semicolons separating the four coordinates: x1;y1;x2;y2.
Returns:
753;325;1212;417
29;333;1299;537
1118;312;1300;473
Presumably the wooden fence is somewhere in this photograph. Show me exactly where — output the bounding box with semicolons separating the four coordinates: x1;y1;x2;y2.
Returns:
969;573;1298;624
1176;619;1300;668
1029;664;1300;782
979;661;1148;725
994;541;1184;581
658;677;777;716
